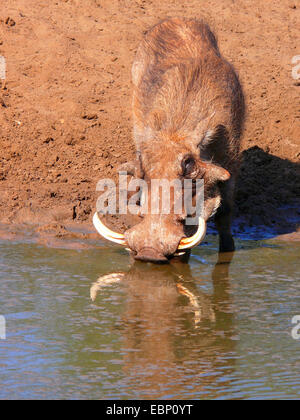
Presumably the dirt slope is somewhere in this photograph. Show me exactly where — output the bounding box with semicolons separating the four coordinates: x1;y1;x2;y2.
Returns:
0;0;299;239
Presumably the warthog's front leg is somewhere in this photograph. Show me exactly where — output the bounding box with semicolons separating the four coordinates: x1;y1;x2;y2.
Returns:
215;178;236;253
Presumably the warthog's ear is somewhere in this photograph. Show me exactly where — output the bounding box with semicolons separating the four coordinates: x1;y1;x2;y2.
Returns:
202;162;231;183
118;154;144;178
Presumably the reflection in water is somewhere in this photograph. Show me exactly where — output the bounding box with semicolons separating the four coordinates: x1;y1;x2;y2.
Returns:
1;240;299;399
92;253;236;399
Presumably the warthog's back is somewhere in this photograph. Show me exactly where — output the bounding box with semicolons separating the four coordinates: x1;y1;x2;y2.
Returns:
132;18;244;165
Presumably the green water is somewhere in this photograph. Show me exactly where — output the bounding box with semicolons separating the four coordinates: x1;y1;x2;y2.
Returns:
0;237;299;400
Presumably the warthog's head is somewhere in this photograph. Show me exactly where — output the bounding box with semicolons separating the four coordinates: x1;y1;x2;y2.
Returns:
94;140;230;263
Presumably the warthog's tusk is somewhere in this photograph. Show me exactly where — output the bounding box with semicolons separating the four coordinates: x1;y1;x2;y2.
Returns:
90;272;125;301
176;283;202;325
93;213;126;245
93;213;206;251
177;217;207;250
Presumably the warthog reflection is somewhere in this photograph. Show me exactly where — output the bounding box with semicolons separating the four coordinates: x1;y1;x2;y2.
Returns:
91;267;216;327
91;253;235;398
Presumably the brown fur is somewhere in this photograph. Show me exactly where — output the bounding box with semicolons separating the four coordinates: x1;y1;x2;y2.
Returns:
125;18;245;261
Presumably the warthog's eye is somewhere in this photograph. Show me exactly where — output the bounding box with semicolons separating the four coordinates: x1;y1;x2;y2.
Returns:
181;155;196;177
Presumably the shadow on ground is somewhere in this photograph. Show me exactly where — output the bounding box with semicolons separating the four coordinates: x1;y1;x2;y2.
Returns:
231;146;300;239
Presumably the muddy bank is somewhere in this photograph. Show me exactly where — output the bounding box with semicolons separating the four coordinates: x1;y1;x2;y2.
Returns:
0;0;299;241
0;221;105;249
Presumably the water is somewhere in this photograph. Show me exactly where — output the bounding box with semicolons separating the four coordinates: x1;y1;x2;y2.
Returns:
0;236;299;400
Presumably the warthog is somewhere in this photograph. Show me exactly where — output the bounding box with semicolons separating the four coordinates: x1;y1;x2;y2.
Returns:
94;17;245;262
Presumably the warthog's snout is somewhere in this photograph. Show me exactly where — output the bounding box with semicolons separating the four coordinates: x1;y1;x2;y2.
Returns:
124;215;184;263
134;248;168;263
